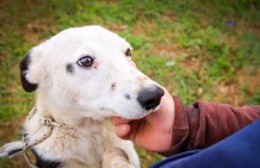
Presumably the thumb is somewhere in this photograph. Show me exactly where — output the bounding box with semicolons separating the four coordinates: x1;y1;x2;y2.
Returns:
114;124;131;140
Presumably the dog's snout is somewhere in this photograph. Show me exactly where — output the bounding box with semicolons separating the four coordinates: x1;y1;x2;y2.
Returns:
137;85;164;110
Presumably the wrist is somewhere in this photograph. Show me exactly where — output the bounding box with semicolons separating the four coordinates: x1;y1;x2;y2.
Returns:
159;96;189;156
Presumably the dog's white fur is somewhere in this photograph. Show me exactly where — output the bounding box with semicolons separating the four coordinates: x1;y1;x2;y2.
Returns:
23;26;162;167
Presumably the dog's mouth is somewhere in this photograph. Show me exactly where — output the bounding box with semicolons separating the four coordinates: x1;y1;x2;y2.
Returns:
135;104;162;119
99;85;164;120
122;99;163;120
106;102;161;120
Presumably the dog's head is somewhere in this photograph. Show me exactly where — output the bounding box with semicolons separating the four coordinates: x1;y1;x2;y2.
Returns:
20;26;164;119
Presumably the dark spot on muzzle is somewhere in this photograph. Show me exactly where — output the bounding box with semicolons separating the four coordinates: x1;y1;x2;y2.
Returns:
124;94;131;100
111;82;116;91
137;85;164;110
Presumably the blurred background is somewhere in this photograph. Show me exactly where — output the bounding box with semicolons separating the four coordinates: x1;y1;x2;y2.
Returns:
0;0;259;167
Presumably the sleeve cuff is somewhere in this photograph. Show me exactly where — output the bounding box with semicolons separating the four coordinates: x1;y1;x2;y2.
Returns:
159;96;190;156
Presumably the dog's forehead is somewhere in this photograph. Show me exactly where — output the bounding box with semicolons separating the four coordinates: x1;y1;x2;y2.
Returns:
32;26;132;69
50;26;131;52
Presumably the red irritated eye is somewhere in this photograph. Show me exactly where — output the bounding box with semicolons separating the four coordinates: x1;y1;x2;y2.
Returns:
77;56;94;68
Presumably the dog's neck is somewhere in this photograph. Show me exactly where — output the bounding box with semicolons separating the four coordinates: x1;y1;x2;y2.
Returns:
35;99;106;131
24;102;114;167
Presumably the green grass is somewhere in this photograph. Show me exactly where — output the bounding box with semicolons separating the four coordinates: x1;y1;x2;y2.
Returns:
0;0;259;167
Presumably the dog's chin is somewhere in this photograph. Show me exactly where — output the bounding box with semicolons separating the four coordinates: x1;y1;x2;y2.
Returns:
101;104;161;120
123;105;161;120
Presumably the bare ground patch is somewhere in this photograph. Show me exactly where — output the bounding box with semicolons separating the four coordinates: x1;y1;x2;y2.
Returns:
0;117;28;167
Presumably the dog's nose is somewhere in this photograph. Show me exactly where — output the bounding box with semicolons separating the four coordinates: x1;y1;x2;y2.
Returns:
137;85;164;110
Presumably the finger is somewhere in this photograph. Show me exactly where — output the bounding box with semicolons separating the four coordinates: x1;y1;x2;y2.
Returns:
114;124;131;140
111;117;131;125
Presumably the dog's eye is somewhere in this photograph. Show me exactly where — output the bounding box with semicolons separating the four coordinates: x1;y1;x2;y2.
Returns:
77;56;94;68
125;48;132;57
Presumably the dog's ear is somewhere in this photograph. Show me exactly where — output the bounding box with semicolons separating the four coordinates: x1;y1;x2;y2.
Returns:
20;52;38;92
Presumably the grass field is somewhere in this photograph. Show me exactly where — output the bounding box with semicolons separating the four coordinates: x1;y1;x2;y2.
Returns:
0;0;259;167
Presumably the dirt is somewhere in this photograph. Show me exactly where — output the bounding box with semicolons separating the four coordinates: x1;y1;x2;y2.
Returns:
216;66;259;106
216;80;243;106
0;116;28;167
107;24;128;31
19;19;58;45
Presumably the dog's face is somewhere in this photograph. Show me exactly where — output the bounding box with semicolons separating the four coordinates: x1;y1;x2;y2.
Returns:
20;26;164;119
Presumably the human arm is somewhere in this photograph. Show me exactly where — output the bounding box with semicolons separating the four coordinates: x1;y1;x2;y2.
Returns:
112;92;260;156
161;97;260;156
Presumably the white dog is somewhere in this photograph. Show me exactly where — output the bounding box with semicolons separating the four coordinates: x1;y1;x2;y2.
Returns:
19;25;164;168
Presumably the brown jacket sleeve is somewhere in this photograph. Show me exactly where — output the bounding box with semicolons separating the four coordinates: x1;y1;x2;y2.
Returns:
160;96;260;156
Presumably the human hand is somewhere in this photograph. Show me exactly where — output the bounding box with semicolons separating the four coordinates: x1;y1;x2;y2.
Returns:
111;88;175;152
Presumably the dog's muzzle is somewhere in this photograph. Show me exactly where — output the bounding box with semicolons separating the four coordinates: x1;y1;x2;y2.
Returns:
137;85;164;110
